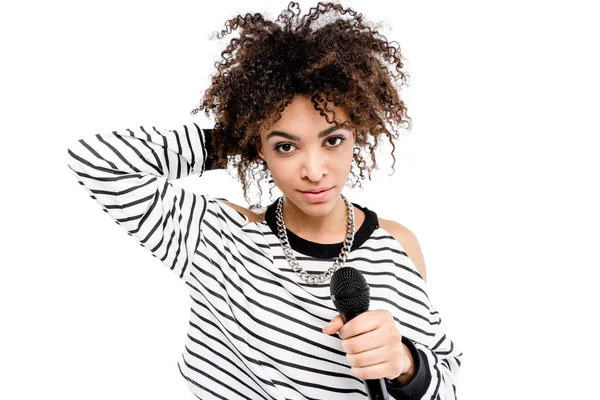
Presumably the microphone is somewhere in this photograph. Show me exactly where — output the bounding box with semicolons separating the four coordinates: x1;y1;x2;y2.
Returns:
330;266;389;400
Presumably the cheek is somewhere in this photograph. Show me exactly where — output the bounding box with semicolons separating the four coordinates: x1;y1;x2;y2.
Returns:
342;147;355;169
267;164;289;185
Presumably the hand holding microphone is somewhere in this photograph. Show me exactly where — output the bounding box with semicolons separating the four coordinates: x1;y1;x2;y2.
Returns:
325;267;415;399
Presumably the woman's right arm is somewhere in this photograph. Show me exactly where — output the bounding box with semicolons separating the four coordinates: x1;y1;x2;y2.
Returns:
66;122;219;282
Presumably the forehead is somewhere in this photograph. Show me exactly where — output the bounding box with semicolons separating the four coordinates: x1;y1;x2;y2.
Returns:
261;95;350;136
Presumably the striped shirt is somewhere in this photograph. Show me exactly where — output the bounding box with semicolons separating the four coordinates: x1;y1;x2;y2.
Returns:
66;122;462;399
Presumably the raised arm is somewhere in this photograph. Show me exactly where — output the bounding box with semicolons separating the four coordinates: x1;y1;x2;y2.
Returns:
66;123;222;282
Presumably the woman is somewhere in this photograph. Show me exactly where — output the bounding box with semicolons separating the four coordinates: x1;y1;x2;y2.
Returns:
66;1;462;398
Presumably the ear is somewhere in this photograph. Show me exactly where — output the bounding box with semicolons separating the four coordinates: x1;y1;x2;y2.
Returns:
257;145;265;161
257;145;264;160
256;133;266;160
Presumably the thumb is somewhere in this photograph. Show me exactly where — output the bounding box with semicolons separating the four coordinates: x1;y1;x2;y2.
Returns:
322;314;344;334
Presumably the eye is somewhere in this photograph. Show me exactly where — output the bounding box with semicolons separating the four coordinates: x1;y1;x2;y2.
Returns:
274;143;295;154
326;136;346;147
273;136;346;155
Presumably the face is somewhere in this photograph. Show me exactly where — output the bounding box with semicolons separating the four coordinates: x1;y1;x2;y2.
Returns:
257;94;356;215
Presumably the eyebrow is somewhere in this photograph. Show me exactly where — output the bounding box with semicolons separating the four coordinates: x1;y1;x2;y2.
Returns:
266;125;344;141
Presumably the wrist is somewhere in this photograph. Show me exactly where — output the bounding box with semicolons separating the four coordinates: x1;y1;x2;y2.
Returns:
385;336;432;399
394;342;416;384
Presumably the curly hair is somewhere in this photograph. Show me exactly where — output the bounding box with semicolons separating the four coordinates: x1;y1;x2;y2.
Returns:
190;1;412;209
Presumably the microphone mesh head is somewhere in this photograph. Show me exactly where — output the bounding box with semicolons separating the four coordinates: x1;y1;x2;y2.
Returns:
329;266;370;314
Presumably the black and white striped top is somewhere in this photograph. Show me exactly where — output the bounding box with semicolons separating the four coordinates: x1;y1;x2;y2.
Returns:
66;122;462;399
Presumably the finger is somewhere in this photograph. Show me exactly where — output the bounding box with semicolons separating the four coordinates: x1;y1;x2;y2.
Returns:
322;314;344;334
341;328;388;354
351;361;392;381
346;345;389;369
338;311;382;340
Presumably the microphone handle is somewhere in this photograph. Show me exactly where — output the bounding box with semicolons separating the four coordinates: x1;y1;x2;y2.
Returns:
341;310;389;400
364;379;389;400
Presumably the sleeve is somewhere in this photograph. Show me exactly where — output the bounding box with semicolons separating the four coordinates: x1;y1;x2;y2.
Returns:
66;122;223;283
385;302;463;400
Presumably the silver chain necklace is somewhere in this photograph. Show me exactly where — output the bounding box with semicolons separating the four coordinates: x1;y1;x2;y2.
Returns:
275;193;355;284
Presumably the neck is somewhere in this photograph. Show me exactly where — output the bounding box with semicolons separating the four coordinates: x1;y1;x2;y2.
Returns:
281;194;348;241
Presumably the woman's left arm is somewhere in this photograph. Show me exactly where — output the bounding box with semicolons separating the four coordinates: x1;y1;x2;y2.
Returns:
383;221;464;399
385;302;464;399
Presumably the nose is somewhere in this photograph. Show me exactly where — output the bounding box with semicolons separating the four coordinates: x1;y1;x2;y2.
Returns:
300;151;327;182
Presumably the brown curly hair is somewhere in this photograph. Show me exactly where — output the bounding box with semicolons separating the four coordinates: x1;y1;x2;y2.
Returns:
190;1;412;209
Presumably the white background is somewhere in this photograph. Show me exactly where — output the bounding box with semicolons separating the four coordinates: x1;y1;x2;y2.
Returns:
1;0;599;399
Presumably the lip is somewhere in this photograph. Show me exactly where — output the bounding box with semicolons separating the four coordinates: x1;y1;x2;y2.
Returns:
299;187;333;203
300;187;332;193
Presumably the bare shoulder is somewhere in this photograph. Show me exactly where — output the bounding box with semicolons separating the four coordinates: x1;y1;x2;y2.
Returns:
218;200;265;223
378;217;427;283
